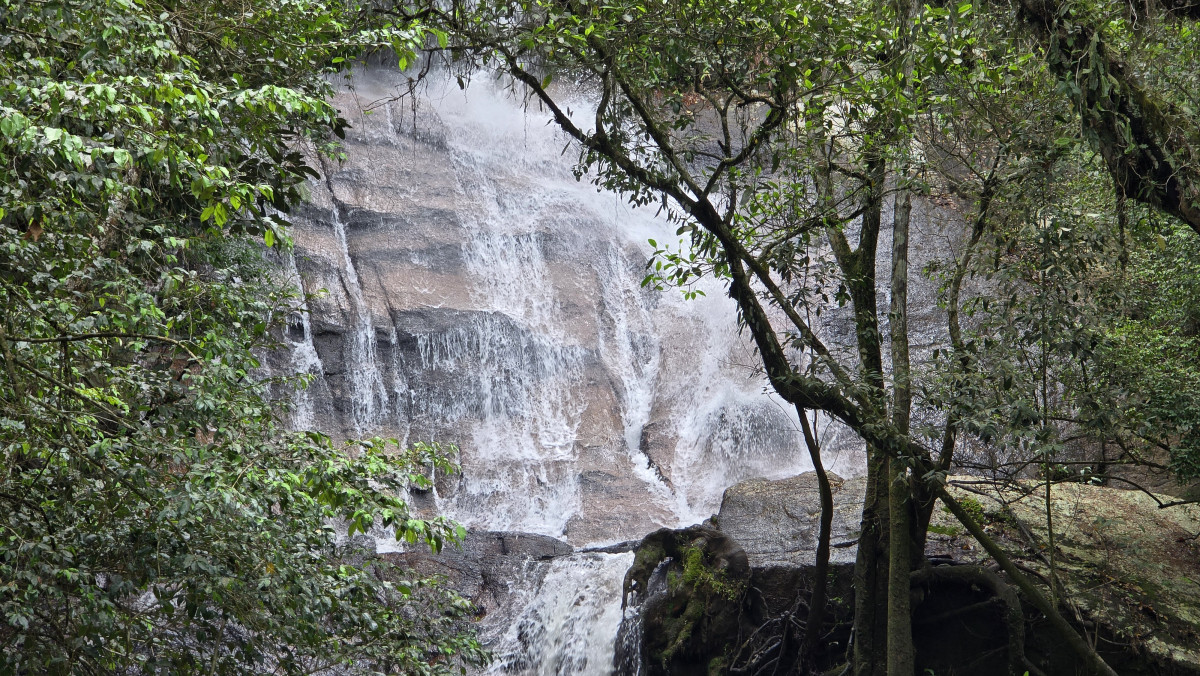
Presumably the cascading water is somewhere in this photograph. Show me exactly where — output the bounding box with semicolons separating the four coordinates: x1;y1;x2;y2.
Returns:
279;69;862;674
483;552;634;675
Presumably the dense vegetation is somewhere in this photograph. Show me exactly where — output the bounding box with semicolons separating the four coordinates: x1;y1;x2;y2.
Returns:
0;0;483;673
409;0;1200;673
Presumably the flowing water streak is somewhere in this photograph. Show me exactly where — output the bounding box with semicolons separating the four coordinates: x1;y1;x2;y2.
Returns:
402;81;814;674
278;250;324;431
329;202;393;436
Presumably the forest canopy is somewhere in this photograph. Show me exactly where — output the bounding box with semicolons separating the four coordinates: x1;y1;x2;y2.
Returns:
0;0;482;673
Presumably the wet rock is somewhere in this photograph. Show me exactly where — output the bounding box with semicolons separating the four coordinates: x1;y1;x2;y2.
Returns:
616;517;856;676
384;530;572;616
268;72;829;547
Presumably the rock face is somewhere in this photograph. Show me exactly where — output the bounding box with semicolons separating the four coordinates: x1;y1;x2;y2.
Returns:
266;70;871;550
266;68;983;674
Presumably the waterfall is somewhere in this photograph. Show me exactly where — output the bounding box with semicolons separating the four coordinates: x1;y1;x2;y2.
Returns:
282;70;839;674
483;552;634;676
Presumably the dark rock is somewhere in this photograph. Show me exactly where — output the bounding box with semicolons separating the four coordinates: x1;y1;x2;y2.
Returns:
616;475;862;674
384;530;573;616
616;519;856;676
619;526;751;676
581;540;640;554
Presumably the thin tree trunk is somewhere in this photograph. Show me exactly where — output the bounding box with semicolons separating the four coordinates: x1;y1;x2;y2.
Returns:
800;409;834;668
886;189;914;676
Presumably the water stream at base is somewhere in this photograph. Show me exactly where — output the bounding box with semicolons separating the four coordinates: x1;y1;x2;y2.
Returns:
279;71;864;675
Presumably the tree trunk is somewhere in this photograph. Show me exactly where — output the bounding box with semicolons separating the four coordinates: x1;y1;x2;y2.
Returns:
853;449;890;676
886;189;914;676
846;153;890;676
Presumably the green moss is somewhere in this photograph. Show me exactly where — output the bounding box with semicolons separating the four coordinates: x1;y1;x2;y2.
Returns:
942;495;986;524
681;546;745;601
659;595;705;665
927;524;962;537
707;655;730;676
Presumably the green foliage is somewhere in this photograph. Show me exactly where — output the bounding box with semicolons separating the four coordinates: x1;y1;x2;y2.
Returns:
0;0;484;673
1096;222;1200;479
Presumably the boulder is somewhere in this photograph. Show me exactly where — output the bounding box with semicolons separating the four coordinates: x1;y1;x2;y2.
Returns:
615;476;863;676
715;472;864;568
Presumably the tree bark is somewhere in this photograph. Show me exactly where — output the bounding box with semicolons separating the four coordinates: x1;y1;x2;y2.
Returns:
838;152;889;676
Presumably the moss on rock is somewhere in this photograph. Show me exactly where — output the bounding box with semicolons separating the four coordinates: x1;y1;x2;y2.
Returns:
621;525;750;675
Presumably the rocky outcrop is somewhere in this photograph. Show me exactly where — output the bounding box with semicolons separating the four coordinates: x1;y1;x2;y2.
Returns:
617;526;754;676
620;472;1200;675
617;475;862;675
928;481;1200;675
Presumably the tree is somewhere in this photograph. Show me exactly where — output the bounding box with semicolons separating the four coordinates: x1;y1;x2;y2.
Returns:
0;0;485;672
414;0;1199;673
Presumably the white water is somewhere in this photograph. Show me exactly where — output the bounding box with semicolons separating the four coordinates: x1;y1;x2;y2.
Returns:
482;552;634;676
284;72;864;675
